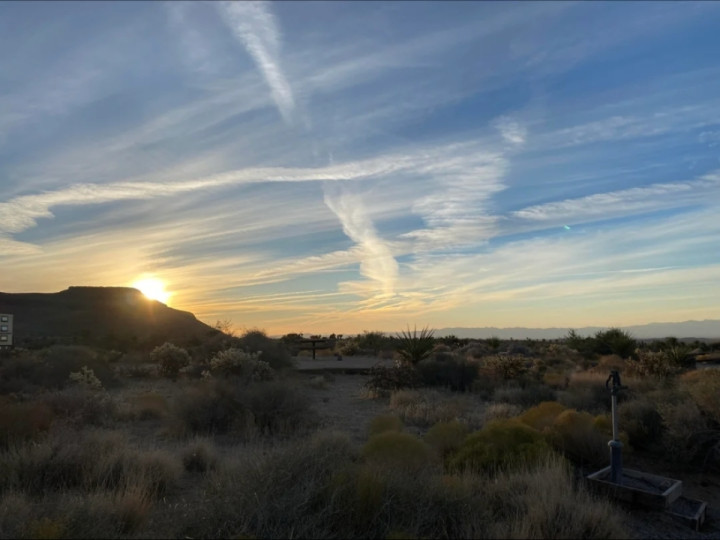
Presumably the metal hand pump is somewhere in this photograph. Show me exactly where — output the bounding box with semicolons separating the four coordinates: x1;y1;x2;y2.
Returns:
606;369;627;484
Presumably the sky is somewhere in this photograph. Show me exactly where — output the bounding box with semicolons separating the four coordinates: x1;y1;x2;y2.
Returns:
1;1;720;336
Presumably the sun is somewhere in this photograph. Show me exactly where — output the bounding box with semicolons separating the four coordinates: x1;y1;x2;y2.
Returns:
131;277;171;304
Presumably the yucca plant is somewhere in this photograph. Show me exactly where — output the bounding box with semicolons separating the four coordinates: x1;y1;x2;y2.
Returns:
395;325;435;366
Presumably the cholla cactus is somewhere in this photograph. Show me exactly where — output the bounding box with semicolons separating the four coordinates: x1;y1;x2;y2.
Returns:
210;348;274;381
150;342;191;379
69;366;103;390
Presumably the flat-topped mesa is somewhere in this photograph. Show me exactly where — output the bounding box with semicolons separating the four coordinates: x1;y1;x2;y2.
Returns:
0;287;217;349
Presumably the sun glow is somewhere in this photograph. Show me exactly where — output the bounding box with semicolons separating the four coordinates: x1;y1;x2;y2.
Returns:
132;277;171;304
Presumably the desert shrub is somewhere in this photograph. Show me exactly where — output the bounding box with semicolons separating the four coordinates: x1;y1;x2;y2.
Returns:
415;357;478;391
307;374;330;389
0;399;54;448
242;380;315;437
238;329;293;370
658;398;712;464
41;387;117;427
26;346;119;390
519;401;566;431
364;365;421;396
172;378;252;437
680;369;720;424
182;437;219;473
492;380;556;408
368;414;404;437
625;348;682;378
209;348;274;381
150;342;190;379
68;366;103;390
482;402;523;424
130;392;168;420
449;419;554;474
362;431;434;472
484;354;528;380
115;363;157;379
593;328;637;359
424;420;469;461
355;331;394;356
460;340;490;359
546;409;611;467
556;371;611;413
618;398;664;451
394;326;435;366
541;370;570;389
389;389;473;428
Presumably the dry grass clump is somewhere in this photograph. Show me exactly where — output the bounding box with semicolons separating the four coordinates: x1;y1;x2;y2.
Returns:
181;436;219;473
131;391;168;420
388;388;476;428
41;387;117;428
658;397;711;464
0;398;54;448
482;402;523;424
489;456;629;539
194;431;356;539
680;369;720;424
0;428;181;502
14;487;152;538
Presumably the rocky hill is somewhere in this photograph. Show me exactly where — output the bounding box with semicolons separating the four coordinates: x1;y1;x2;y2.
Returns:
0;286;219;350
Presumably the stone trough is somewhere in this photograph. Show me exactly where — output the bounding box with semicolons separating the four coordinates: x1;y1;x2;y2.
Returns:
586;466;683;510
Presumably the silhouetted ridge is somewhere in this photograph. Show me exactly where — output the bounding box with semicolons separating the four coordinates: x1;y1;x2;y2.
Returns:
0;286;218;349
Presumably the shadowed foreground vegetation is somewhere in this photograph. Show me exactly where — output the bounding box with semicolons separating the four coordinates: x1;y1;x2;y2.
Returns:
0;327;719;538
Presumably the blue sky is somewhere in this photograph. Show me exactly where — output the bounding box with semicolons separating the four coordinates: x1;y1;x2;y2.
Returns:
2;1;720;335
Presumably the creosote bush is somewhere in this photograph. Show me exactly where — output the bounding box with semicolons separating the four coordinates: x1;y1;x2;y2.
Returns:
238;328;294;370
449;419;554;474
367;414;404;437
416;356;478;391
362;431;434;472
424;420;469;460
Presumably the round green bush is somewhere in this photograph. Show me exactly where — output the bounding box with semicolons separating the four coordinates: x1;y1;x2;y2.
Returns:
449;419;553;473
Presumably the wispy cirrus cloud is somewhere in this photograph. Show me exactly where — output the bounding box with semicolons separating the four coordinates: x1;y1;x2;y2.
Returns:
512;170;720;224
494;116;527;146
217;1;296;123
323;186;399;298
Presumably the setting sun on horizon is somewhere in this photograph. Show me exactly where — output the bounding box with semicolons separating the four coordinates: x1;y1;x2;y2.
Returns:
131;277;172;305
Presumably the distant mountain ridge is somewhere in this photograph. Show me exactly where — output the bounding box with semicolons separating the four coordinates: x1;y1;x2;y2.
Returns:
435;320;720;340
0;286;219;349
